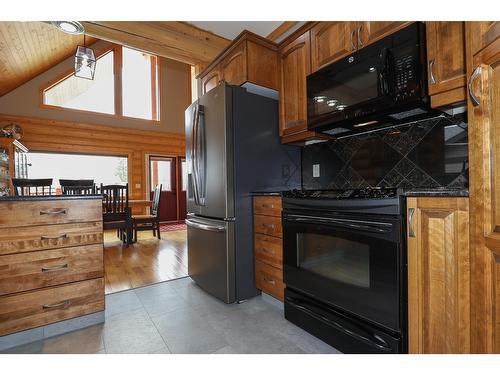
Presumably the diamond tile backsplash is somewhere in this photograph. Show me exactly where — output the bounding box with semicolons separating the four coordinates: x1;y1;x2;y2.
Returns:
302;113;469;190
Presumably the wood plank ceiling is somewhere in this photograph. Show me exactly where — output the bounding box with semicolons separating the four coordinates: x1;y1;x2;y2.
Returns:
0;22;97;97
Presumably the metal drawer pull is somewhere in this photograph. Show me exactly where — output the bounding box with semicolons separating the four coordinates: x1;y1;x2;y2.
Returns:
262;223;275;229
41;264;68;272
262;248;275;255
42;300;70;309
350;29;356;51
408;208;416;238
41;234;68;240
429;60;437;84
40;208;67;215
357;26;363;48
263;277;276;285
468;66;482;107
262;204;275;209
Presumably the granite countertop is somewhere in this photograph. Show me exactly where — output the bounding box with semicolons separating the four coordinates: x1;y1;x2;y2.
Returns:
401;188;469;197
249;191;284;196
0;194;104;201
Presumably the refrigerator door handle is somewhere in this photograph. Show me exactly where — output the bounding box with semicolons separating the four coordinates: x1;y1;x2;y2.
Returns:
197;105;206;205
186;218;226;232
191;104;201;206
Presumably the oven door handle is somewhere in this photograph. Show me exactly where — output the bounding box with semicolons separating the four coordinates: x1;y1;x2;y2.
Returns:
287;297;393;352
284;214;393;233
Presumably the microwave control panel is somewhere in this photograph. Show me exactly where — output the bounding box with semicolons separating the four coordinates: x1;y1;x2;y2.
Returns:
394;54;418;102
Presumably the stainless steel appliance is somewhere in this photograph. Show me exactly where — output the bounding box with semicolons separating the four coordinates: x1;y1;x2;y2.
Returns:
185;82;300;303
282;188;407;353
307;22;434;137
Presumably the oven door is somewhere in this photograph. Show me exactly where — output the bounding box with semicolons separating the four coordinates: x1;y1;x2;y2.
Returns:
283;211;402;332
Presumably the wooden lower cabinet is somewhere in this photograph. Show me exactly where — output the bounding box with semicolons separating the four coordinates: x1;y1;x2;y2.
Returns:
407;197;470;353
252;195;284;301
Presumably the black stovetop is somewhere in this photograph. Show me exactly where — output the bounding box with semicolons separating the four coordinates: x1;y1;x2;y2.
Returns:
282;187;400;200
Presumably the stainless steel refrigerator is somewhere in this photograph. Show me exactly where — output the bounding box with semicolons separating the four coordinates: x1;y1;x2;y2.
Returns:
185;82;300;303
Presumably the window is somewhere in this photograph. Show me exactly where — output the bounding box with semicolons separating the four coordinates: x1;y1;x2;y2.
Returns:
42;46;160;121
181;159;187;191
27;152;128;194
149;156;173;192
191;65;199;103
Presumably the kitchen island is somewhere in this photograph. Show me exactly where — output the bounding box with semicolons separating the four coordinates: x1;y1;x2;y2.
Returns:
0;195;104;351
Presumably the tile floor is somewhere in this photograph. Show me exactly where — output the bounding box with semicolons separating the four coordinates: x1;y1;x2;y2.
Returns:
1;277;340;354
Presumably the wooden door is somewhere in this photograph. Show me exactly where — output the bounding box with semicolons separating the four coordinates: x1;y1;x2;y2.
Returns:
426;22;466;107
220;41;247;86
407;197;470;354
279;31;311;137
149;156;177;222
310;21;357;72
467;25;500;353
200;67;221;94
357;21;410;49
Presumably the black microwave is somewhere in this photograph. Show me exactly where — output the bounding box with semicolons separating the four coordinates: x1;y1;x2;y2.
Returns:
307;22;433;136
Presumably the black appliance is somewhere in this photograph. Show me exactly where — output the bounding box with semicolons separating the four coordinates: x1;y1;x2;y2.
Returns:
282;188;407;354
307;22;432;137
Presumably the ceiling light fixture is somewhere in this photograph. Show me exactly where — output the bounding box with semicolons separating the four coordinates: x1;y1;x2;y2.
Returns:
51;21;85;35
74;35;96;80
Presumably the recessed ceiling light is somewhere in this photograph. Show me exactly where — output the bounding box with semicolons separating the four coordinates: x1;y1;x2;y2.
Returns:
326;99;338;107
314;96;327;103
337;104;347;111
51;21;85;35
369;67;376;72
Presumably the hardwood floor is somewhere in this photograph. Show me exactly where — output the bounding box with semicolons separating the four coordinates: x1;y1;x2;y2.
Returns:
103;229;187;294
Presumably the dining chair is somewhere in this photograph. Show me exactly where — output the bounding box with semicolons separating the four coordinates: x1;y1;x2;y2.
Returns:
60;179;95;195
132;184;162;241
101;183;132;244
12;178;53;196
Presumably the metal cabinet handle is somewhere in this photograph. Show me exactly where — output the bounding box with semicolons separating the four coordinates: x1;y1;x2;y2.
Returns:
40;209;67;215
262;223;275;229
429;60;437;84
408;208;416;238
468;66;482;107
350;29;356;51
41;264;68;272
262;204;275;209
263;277;276;285
357;26;363;48
41;234;68;240
42;300;70;309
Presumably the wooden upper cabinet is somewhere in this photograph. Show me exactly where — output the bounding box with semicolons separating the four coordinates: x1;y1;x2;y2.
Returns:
220;41;247;86
310;21;357;72
426;22;466;108
469;21;500;55
407;197;470;354
200;68;221;95
357;21;410;48
467;28;500;353
279;31;311;137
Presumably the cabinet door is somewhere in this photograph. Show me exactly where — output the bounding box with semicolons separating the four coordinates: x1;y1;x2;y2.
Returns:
201;68;221;94
279;31;311;136
426;22;466;107
310;21;357;72
469;21;500;55
467;28;500;353
357;21;410;48
407;197;470;354
220;41;247;86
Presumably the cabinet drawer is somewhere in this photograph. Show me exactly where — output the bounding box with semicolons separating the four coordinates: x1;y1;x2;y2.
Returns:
0;278;104;336
254;233;282;269
0;221;103;256
0;244;104;296
253;196;282;217
255;260;284;301
0;199;102;229
254;214;282;238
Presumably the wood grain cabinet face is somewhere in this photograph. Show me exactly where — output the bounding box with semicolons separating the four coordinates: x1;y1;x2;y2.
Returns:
357;21;410;48
467;31;500;353
201;68;221;94
279;31;311;137
426;22;466;107
469;21;500;55
407;197;470;354
310;21;357;72
220;42;247;86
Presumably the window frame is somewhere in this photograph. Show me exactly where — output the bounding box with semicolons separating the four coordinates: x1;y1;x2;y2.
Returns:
39;44;161;123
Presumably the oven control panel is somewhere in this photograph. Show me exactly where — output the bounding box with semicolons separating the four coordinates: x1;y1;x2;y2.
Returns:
282;188;399;200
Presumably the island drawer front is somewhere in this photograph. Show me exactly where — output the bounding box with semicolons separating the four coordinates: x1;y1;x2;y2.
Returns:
0;199;102;229
0;221;103;256
0;278;105;336
254;214;282;238
254;233;283;269
0;244;104;296
253;196;282;217
255;259;284;301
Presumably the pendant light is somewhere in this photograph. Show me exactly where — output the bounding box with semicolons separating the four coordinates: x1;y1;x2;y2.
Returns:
74;34;96;80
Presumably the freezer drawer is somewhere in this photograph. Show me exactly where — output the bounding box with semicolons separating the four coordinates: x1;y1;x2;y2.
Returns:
186;216;235;303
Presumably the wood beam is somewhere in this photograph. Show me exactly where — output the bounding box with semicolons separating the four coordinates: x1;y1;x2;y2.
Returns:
266;21;299;42
81;21;230;66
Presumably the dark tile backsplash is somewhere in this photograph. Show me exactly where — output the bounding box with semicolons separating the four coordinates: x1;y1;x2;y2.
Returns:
302;113;468;190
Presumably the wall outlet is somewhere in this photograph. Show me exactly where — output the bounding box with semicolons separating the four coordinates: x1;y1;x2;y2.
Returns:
313;164;320;178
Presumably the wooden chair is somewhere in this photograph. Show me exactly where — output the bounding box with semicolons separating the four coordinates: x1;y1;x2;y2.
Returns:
12;178;53;196
60;179;96;195
101;183;132;244
133;184;162;241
